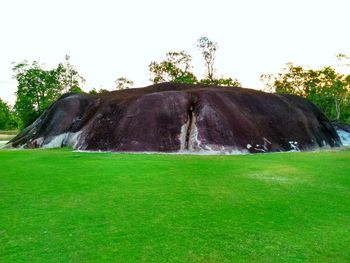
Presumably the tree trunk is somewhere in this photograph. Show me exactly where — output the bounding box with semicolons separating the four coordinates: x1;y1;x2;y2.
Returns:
335;98;340;121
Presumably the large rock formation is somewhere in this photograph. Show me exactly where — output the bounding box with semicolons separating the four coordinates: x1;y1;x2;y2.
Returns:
7;83;342;153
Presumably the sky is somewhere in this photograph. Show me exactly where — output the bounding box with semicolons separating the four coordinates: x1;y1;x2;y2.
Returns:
1;0;349;104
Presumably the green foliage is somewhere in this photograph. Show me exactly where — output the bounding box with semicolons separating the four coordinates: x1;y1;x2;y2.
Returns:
0;99;10;129
199;77;241;87
261;62;350;122
13;61;64;127
13;56;85;128
1;149;350;261
68;86;84;93
115;77;134;90
0;99;14;129
149;50;197;84
88;88;98;94
88;88;109;94
0;98;21;130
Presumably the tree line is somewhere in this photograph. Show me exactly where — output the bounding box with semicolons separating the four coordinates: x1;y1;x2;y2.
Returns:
1;37;349;130
260;54;350;123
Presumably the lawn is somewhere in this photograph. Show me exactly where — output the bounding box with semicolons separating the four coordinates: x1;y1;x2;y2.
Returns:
1;148;350;262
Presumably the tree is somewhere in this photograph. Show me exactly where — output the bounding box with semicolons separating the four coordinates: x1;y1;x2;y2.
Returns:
261;62;350;123
0;99;11;129
197;37;218;81
149;51;197;84
13;61;65;127
199;77;241;87
197;37;241;86
260;63;308;96
88;88;110;94
12;56;85;128
115;77;134;90
307;67;350;121
0;98;20;129
148;38;241;87
59;55;85;93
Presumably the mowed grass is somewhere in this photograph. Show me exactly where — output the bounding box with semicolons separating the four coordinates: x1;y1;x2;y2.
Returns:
1;149;350;262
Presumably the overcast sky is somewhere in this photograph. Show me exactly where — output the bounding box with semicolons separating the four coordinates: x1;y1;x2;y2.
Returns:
1;0;349;104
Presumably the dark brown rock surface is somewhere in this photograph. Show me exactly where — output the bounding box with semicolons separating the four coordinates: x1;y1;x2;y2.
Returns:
7;83;341;153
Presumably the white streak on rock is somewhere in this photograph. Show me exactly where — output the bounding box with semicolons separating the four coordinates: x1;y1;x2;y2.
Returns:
179;113;202;151
42;131;82;149
179;119;189;151
289;141;300;151
188;115;201;151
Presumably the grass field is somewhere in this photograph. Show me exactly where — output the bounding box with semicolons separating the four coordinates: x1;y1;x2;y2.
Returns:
1;148;350;262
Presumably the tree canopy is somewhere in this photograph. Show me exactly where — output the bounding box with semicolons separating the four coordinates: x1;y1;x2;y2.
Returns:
0;98;19;130
148;37;241;87
0;99;12;129
149;51;197;84
115;77;134;90
12;56;85;128
261;61;350;122
88;88;110;94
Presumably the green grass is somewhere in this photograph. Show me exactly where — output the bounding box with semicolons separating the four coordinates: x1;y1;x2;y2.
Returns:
1;148;350;262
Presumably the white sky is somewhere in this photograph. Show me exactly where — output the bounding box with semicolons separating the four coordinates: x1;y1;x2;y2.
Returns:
1;0;349;104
